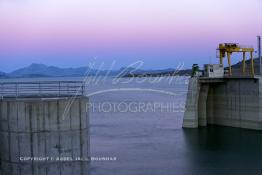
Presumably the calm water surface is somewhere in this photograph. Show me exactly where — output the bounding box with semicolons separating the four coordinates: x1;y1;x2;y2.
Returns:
1;76;262;175
87;76;262;175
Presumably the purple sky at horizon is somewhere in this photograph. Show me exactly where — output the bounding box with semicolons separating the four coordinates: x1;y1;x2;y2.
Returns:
0;0;262;72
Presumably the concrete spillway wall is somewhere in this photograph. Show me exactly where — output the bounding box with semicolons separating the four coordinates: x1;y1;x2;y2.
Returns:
183;77;262;130
0;96;90;175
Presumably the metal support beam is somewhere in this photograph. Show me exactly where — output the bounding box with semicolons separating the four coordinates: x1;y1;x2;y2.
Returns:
242;52;246;75
227;52;232;76
251;51;254;77
220;52;223;65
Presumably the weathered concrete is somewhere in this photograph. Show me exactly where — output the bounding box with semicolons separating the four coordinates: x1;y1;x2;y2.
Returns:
0;96;90;175
182;77;200;128
183;77;262;130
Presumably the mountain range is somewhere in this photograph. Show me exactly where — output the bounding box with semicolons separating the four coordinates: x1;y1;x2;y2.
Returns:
0;63;187;78
0;71;6;78
2;58;260;78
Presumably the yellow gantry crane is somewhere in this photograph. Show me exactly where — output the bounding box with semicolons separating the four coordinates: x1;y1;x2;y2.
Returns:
217;43;255;76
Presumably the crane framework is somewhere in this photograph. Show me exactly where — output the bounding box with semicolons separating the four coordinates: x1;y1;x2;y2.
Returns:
217;43;254;77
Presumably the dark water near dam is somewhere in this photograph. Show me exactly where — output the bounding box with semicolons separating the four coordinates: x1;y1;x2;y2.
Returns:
79;76;262;175
1;76;262;175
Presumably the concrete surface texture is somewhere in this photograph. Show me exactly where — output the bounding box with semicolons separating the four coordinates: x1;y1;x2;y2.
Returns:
0;96;90;175
182;77;200;128
183;77;262;130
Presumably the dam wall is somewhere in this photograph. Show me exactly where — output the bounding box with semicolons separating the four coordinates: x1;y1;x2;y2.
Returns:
0;96;90;175
183;77;262;130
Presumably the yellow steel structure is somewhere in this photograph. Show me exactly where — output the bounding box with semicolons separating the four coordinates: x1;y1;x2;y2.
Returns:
217;43;254;76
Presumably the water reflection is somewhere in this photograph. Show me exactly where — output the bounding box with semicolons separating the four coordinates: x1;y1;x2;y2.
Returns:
182;126;262;175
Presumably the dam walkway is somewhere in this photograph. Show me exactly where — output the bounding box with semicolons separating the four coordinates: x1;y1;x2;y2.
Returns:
0;81;86;98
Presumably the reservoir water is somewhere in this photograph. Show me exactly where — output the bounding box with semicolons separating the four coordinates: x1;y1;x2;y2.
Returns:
1;76;262;175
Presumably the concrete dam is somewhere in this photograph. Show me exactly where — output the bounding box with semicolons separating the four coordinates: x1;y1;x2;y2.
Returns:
183;76;262;130
183;42;262;130
0;81;90;175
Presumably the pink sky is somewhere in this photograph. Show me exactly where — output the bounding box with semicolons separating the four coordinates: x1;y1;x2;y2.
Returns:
0;0;262;71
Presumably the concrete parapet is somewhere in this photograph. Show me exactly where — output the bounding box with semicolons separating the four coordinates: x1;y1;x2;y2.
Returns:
0;96;90;175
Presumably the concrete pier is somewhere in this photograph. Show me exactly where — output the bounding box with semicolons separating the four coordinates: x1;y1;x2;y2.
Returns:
0;81;90;175
183;77;262;130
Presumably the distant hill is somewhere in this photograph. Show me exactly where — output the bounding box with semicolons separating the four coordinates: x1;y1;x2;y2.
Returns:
228;57;261;75
124;69;191;77
1;58;261;78
2;63;147;78
3;63;189;78
9;63;93;77
0;71;7;78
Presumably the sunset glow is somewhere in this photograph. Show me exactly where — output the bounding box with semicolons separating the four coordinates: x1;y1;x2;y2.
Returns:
0;0;261;71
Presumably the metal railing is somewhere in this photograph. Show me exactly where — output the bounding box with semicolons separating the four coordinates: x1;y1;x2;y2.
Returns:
0;81;85;98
